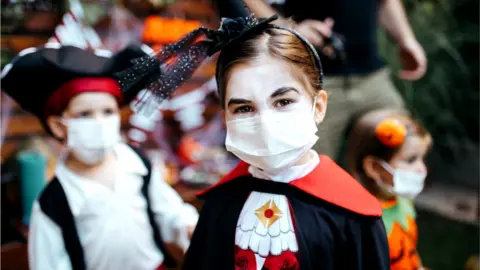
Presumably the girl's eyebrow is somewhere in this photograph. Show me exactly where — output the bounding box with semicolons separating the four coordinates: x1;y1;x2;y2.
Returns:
270;87;299;98
226;87;299;108
227;98;252;108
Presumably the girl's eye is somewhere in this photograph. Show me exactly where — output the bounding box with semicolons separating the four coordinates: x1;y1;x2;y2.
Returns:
104;108;115;115
78;111;92;118
407;155;418;163
274;99;294;108
233;106;254;114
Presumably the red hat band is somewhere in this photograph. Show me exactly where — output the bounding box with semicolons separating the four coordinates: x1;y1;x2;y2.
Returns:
44;77;124;117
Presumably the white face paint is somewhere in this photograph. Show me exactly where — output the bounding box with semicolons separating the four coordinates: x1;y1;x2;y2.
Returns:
223;57;319;172
224;57;313;119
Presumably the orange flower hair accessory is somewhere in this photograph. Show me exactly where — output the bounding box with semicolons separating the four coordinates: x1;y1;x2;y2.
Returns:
375;118;407;147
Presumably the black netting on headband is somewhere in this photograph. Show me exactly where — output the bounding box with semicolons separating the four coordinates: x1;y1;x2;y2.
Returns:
115;27;216;114
114;14;277;115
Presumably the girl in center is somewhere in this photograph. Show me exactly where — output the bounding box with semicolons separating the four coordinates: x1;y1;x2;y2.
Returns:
115;2;390;268
181;13;390;270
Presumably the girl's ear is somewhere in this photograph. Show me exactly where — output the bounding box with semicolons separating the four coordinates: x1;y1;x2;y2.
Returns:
47;115;67;140
314;90;328;124
363;155;385;184
221;110;226;121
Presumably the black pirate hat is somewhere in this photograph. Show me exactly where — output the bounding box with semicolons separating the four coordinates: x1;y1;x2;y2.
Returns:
1;44;152;120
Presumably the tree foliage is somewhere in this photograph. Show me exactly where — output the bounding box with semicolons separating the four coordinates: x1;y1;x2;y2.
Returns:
378;0;479;162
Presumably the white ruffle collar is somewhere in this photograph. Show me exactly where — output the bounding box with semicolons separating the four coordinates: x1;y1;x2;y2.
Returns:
235;150;320;258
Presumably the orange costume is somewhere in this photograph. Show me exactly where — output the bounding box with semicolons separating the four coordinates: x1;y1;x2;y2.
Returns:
381;197;421;270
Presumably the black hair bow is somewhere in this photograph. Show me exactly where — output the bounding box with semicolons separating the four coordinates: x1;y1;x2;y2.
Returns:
206;14;278;55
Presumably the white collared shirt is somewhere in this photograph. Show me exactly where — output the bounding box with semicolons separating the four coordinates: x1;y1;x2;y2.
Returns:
235;150;320;269
28;143;198;270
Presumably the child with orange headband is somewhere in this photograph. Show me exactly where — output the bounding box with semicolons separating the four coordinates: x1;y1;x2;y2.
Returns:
347;109;432;270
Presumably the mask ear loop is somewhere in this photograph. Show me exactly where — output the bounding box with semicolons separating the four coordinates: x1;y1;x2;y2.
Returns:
378;159;395;175
375;160;396;194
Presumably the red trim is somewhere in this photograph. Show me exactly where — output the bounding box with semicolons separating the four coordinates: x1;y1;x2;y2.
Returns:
44;77;123;117
198;155;382;216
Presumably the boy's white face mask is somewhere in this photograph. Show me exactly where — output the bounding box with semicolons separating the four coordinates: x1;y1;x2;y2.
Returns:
378;160;427;199
225;98;318;173
63;115;121;165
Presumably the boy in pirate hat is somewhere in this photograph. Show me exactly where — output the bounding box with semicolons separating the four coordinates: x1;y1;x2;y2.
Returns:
1;44;198;270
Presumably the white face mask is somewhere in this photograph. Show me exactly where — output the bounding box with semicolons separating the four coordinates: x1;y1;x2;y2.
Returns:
378;160;427;199
64;115;121;165
225;98;318;173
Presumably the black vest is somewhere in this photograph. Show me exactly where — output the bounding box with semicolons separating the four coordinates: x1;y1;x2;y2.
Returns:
37;146;176;270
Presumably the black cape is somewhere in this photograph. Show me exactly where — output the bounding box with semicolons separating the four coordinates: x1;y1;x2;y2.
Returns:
183;156;390;270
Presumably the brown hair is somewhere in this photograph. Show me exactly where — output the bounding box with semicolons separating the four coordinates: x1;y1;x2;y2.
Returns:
346;109;432;194
215;26;322;108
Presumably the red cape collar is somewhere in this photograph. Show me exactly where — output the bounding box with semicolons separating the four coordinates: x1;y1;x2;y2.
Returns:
198;155;382;217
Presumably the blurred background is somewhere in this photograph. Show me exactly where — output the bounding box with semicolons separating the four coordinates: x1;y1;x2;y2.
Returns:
0;0;478;269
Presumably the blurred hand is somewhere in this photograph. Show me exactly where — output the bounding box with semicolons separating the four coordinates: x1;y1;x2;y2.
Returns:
397;38;427;81
294;18;336;58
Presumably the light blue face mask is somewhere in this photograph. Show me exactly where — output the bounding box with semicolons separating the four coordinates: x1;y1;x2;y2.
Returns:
378;160;427;199
62;115;121;165
225;96;318;173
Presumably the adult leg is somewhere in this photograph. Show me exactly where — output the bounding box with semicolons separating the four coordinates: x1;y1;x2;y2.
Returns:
348;68;406;119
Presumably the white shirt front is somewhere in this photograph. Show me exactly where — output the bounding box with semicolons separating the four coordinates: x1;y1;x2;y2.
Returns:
28;143;198;270
235;150;320;270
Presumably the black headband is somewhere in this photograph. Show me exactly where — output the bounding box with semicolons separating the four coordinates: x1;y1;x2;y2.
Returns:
214;22;324;93
267;25;324;87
